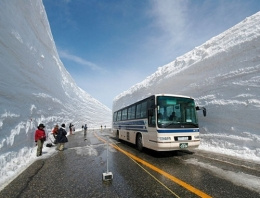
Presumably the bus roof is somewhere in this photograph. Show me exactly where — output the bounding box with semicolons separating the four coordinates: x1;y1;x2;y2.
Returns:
113;94;194;112
154;94;194;99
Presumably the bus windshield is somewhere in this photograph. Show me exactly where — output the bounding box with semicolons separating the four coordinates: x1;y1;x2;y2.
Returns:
157;96;198;128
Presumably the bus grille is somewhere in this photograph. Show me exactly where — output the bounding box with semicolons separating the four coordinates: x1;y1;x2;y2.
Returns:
174;136;192;141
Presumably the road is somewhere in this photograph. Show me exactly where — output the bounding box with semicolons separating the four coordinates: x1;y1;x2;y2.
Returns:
0;129;259;198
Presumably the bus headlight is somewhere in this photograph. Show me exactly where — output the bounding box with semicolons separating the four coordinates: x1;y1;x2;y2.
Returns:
194;135;200;139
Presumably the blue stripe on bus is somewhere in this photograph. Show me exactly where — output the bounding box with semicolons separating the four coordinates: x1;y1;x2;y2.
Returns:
113;120;148;132
114;127;148;132
113;120;145;125
157;129;199;133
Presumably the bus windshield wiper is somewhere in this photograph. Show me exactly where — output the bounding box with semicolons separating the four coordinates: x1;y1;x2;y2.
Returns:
163;122;198;128
163;122;177;128
186;122;198;127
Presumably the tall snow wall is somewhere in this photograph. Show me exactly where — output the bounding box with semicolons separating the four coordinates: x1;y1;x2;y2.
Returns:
114;12;260;159
0;0;112;185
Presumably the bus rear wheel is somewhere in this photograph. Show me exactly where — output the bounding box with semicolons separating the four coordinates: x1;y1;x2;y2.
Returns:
136;134;143;152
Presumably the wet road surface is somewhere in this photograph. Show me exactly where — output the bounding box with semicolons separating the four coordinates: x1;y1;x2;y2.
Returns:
0;129;259;198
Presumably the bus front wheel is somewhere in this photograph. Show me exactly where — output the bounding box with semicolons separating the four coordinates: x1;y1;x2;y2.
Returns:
136;134;143;152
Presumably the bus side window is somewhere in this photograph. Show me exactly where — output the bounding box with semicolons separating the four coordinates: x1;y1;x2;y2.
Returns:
127;106;132;120
141;101;147;118
117;111;122;121
113;112;117;121
122;108;127;120
136;103;142;119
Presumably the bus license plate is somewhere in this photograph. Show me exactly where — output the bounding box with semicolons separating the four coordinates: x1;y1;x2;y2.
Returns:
179;143;188;149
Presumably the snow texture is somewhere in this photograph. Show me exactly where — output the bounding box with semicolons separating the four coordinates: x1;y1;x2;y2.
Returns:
114;12;260;163
0;0;111;189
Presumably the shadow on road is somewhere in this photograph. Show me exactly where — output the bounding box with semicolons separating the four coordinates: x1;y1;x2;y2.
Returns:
114;138;194;158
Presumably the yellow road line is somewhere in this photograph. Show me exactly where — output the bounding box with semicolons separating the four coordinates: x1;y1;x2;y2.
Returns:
95;133;212;198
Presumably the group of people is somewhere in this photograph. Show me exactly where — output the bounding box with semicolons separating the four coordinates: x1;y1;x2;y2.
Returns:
100;125;106;130
34;123;68;157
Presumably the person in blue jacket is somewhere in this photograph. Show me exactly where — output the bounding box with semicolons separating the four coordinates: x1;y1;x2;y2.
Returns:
56;123;68;151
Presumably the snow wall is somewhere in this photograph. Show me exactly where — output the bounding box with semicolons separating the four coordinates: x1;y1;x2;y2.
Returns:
114;12;260;161
0;0;112;185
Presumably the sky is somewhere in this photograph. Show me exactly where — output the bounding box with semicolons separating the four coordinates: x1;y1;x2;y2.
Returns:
42;0;260;108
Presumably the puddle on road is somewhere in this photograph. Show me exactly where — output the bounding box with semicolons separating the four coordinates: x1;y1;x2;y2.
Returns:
68;140;118;158
74;145;99;157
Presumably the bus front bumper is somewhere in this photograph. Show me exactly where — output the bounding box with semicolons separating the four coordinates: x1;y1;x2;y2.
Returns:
148;140;200;151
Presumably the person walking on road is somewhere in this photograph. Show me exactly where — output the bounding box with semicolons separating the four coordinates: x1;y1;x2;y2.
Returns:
84;124;88;140
35;123;46;157
56;123;68;151
69;123;73;135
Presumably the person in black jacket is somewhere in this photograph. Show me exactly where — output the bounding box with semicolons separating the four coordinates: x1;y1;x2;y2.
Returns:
56;123;68;151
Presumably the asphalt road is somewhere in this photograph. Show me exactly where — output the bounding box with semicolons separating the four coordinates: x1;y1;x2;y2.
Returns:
0;129;259;198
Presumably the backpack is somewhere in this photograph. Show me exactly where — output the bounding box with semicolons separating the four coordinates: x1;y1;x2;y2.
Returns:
46;143;52;147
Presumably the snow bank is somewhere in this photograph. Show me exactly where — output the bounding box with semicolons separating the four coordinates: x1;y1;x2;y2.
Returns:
114;12;260;162
0;0;111;189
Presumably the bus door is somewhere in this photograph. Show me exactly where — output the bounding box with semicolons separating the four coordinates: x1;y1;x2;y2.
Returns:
147;96;156;144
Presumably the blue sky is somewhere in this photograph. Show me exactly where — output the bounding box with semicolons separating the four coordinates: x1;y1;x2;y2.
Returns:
42;0;260;109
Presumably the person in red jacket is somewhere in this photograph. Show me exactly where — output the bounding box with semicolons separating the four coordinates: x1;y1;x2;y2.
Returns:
35;123;46;157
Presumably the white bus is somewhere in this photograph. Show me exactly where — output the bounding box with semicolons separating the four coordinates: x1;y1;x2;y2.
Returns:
113;94;206;151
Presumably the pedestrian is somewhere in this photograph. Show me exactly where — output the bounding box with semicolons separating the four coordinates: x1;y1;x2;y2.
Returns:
69;123;73;135
52;124;59;144
56;123;68;151
84;124;88;140
52;124;59;138
35;123;46;157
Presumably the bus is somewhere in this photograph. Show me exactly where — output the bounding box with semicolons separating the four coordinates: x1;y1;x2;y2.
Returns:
113;94;206;151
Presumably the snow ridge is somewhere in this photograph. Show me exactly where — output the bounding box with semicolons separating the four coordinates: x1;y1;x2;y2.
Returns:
114;12;260;162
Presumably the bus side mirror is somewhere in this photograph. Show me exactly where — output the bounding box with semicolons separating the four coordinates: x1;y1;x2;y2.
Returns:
203;107;206;117
196;106;207;117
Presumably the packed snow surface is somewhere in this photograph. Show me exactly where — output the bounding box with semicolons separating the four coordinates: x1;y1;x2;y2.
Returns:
0;0;111;189
114;12;260;162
